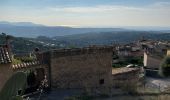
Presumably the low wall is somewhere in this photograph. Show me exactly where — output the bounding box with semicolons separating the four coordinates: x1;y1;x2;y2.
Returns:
112;68;140;92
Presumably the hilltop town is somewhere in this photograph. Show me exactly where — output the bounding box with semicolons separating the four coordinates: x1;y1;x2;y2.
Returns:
0;33;170;100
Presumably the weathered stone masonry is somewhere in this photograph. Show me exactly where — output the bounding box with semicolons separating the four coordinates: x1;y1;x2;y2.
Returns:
43;46;113;93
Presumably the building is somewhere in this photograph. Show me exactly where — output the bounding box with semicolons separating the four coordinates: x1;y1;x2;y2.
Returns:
39;46;113;94
143;52;162;69
0;44;141;95
142;40;170;69
116;43;143;58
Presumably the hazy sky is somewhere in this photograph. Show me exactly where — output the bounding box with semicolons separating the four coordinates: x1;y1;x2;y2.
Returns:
0;0;170;27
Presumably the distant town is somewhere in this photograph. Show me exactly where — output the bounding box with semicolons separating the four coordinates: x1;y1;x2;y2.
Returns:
0;32;170;100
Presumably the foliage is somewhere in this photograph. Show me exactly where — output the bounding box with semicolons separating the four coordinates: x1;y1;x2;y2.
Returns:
0;34;55;54
112;61;128;68
0;72;27;100
12;56;36;64
1;32;170;54
27;70;36;86
64;95;94;100
12;96;24;100
112;55;119;59
159;56;170;77
12;58;22;64
68;45;77;49
126;57;143;66
112;57;143;68
18;56;36;62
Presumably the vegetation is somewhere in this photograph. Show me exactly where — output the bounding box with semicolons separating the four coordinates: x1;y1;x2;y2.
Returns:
26;70;36;86
112;56;143;68
12;58;22;64
112;61;128;68
12;56;36;64
16;56;36;62
0;34;55;54
1;32;170;54
0;72;27;100
64;95;94;100
159;56;170;77
12;96;23;100
126;57;143;66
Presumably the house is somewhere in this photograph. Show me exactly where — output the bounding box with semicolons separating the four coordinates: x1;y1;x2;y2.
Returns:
39;46;113;94
143;40;170;69
116;43;143;58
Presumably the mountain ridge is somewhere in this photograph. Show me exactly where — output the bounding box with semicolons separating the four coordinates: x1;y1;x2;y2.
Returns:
0;21;130;37
0;21;170;38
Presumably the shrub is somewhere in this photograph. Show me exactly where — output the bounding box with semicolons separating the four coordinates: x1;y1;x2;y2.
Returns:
12;58;22;64
159;56;170;77
0;72;27;100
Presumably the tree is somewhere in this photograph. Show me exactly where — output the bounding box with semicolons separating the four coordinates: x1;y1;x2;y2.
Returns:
159;56;170;77
0;72;27;100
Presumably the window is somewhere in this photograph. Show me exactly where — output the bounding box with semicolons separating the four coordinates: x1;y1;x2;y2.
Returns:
99;79;104;85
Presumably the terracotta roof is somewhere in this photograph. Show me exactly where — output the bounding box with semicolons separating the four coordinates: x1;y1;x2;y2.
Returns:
12;61;40;70
0;45;12;64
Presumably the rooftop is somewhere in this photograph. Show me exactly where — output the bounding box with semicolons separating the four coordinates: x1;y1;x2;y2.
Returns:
0;45;11;64
50;46;113;58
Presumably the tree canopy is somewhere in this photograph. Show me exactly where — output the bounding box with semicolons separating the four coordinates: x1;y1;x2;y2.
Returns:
159;56;170;77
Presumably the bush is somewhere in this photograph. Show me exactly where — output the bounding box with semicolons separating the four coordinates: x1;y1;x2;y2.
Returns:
12;58;22;64
64;95;94;100
20;56;36;62
159;56;170;77
0;72;27;100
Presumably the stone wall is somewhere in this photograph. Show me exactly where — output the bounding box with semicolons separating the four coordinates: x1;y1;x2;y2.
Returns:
49;47;113;94
112;68;140;92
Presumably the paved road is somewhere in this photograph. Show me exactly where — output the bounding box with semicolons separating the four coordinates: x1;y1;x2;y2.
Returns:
29;89;82;100
29;77;170;100
145;77;170;91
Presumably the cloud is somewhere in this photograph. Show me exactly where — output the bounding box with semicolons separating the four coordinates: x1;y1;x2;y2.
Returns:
48;5;144;14
1;1;170;27
49;2;170;26
47;1;170;14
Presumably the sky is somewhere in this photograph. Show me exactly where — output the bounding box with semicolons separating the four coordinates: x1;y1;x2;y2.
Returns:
0;0;170;27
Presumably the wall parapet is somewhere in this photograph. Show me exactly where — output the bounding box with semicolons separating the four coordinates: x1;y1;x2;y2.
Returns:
51;46;113;58
112;68;140;78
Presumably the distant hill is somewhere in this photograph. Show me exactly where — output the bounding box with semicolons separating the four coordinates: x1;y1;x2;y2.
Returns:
0;21;44;27
0;34;54;54
0;31;170;54
54;32;170;47
0;21;131;38
0;21;170;54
